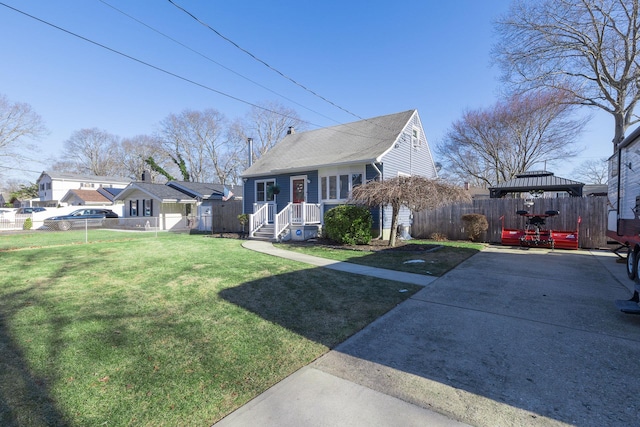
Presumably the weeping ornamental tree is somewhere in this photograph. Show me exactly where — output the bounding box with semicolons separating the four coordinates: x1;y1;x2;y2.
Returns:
350;176;470;247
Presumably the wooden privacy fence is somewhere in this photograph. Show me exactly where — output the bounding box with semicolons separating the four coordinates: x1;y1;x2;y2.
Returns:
412;197;609;249
211;200;243;233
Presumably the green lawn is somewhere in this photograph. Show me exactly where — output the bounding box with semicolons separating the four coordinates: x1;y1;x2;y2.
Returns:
276;240;484;276
0;229;159;251
0;234;422;426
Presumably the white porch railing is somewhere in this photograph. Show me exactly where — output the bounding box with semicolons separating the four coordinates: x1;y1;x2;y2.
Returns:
249;202;323;239
253;203;275;223
291;203;322;224
274;203;292;239
249;203;269;238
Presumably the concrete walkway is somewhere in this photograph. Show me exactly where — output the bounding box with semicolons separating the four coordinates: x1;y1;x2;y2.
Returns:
216;242;640;427
241;240;436;287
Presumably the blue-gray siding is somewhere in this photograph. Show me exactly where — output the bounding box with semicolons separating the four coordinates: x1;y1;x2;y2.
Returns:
243;171;319;214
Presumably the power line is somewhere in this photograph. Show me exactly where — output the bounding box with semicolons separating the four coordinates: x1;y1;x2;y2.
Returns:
98;0;343;126
167;0;367;122
0;2;317;126
0;2;396;142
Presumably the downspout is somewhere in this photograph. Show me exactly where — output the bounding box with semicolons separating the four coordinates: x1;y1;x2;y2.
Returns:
371;161;383;239
616;144;623;236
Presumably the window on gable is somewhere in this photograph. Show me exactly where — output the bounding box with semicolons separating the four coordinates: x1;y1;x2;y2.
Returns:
412;127;421;149
130;200;138;216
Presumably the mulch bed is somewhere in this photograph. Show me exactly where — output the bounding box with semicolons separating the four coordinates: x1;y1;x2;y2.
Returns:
205;232;439;252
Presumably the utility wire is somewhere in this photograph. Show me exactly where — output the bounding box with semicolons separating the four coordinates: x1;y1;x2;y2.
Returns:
167;0;367;122
98;0;343;126
0;2;315;126
0;2;397;141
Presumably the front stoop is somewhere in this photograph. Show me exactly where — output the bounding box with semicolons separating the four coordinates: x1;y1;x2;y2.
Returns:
252;224;276;241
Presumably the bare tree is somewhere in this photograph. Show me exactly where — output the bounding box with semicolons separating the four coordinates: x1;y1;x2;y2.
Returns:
237;101;306;161
350;176;470;247
118;135;170;182
571;157;608;184
437;90;585;186
494;0;640;147
59;128;121;176
159;109;241;183
0;94;47;176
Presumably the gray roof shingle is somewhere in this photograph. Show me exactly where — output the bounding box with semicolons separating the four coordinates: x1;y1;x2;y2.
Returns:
115;182;197;202
242;110;416;177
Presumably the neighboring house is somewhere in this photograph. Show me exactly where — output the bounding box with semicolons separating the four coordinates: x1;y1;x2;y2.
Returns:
36;171;130;207
0;193;7;207
60;189;112;206
114;181;197;231
97;187;124;203
166;181;243;232
241;109;438;240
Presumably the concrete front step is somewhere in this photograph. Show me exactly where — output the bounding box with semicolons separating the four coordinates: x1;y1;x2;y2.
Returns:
252;225;276;241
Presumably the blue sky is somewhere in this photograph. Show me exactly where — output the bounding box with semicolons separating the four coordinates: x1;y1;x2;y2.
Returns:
0;0;614;184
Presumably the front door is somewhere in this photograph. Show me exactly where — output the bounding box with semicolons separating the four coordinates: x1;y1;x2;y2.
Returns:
292;178;305;204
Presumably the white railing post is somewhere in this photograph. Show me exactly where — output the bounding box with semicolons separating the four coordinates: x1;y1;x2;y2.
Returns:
301;202;306;224
249;213;255;237
273;209;279;239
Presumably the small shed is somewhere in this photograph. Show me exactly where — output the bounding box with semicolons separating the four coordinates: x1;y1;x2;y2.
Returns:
489;171;584;198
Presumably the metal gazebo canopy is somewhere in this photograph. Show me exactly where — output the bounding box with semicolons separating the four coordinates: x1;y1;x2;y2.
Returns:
489;171;584;198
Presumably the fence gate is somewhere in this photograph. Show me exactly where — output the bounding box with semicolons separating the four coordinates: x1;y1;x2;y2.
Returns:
211;200;243;233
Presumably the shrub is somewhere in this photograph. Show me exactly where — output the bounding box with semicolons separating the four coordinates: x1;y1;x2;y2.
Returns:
23;217;33;230
461;213;488;241
430;232;448;242
324;205;372;245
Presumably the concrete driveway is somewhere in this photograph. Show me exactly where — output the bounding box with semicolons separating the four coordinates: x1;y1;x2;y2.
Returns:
219;244;640;426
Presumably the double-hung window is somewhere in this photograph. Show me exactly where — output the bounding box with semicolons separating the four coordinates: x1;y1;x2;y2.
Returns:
130;200;138;216
256;180;276;203
412;126;421;149
320;172;363;201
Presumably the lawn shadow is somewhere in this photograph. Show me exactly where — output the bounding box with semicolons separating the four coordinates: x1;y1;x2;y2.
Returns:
226;246;640;426
219;265;420;349
0;287;70;427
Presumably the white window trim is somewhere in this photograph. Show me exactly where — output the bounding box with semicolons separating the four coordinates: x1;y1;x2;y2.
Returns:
255;178;277;203
319;167;365;202
412;126;421;149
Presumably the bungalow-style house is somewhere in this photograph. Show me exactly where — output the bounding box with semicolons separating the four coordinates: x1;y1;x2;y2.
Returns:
36;171;129;207
166;181;243;231
241;109;438;240
114;181;197;231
